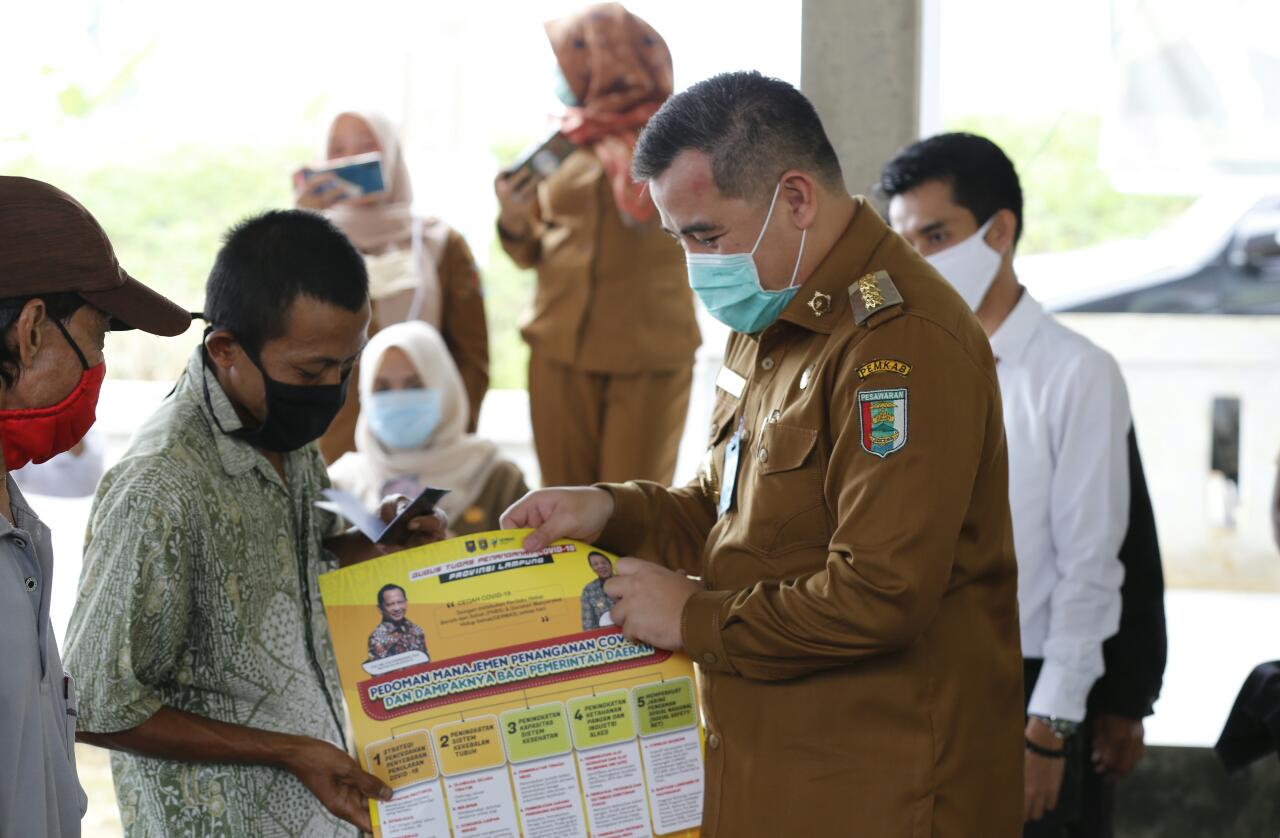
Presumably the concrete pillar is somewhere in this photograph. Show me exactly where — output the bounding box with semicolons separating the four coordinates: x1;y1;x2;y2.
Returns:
800;0;934;199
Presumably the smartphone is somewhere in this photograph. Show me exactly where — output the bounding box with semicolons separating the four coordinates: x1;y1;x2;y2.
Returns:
506;132;577;183
316;485;449;545
295;152;386;198
377;486;449;545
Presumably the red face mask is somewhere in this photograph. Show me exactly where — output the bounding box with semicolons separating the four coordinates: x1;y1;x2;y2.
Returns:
0;317;106;471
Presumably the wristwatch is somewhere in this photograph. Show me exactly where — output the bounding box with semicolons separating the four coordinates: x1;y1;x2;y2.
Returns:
1030;715;1079;738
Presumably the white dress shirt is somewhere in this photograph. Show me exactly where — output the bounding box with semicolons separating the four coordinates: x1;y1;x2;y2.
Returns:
991;291;1128;722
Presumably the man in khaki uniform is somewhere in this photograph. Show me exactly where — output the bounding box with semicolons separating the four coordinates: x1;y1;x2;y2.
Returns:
495;3;699;487
503;72;1024;836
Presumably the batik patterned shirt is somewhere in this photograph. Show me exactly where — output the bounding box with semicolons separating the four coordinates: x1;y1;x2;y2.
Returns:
580;578;615;630
64;348;355;838
367;620;427;660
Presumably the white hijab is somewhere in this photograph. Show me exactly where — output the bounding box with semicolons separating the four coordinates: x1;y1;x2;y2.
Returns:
329;321;499;519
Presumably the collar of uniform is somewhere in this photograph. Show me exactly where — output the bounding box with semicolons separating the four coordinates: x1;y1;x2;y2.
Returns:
776;197;890;335
0;475;46;540
988;288;1045;366
182;347;271;480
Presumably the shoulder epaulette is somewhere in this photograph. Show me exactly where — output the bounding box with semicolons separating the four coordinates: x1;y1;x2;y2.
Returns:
848;270;904;327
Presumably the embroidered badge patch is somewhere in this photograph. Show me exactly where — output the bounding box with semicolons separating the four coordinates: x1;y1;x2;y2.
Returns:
857;359;912;379
858;388;908;458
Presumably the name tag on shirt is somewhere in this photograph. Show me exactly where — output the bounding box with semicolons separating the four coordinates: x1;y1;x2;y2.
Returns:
715;365;746;399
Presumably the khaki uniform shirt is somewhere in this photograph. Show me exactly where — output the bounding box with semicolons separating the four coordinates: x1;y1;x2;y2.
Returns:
65;348;355;838
499;149;700;373
598;200;1025;837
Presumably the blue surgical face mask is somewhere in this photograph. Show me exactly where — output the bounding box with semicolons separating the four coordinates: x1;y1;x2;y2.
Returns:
552;64;579;107
365;388;442;450
685;181;808;334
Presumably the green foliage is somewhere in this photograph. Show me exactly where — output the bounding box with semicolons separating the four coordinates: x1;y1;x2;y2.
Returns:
55;86;94;119
52;42;156;119
479;130;544;390
483;237;533;390
947;113;1195;255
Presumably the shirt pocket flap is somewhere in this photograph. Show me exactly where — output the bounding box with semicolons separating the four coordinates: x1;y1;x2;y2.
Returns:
708;400;738;445
759;423;818;476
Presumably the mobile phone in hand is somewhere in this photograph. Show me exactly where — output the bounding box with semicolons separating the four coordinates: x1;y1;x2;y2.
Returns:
317;486;449;545
295;152;387;198
506;132;577;184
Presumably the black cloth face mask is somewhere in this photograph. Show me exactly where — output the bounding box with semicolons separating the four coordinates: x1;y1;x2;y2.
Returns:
202;336;351;454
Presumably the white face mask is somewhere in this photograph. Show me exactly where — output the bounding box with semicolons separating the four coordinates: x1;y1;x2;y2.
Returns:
924;217;1001;311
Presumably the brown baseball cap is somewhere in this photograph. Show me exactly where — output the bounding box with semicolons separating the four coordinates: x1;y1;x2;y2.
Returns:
0;176;191;336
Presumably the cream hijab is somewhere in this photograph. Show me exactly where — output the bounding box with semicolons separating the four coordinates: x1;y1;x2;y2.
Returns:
329;321;499;519
319;110;449;326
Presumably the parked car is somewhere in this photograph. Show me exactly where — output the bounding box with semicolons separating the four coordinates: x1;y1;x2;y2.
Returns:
1020;193;1280;314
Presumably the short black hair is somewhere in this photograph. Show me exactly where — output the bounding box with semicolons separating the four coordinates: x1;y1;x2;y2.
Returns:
377;584;406;608
876;132;1024;245
0;292;86;388
204;210;368;355
633;71;844;201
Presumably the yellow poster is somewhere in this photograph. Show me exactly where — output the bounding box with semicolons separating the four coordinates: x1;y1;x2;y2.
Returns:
318;529;704;838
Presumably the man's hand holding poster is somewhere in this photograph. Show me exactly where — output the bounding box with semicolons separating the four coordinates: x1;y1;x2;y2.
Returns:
319;529;705;838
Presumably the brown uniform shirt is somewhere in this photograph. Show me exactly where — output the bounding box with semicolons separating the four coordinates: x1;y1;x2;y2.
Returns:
598;200;1024;837
453;460;530;537
499;149;700;373
319;228;489;463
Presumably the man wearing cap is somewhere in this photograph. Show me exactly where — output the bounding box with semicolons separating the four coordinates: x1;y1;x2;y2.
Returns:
0;176;191;838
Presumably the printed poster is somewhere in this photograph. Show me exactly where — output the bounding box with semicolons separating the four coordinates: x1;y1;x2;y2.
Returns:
318;529;704;838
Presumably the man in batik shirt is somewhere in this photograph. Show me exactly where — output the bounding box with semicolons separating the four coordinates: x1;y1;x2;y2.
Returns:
580;551;617;630
367;584;428;660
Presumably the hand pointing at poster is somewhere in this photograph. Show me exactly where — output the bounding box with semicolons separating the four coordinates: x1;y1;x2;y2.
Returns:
604;558;702;651
500;486;615;552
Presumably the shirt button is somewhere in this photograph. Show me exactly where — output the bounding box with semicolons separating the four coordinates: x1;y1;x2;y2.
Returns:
13;537;26;550
24;576;37;592
707;733;721;750
702;651;718;666
761;357;775;371
739;428;750;445
757;447;769;464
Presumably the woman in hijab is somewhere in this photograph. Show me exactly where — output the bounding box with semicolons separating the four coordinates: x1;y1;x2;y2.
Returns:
328;320;527;537
493;3;699;489
297;110;489;461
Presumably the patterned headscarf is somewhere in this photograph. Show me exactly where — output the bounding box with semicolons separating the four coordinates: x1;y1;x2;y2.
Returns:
546;3;674;224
